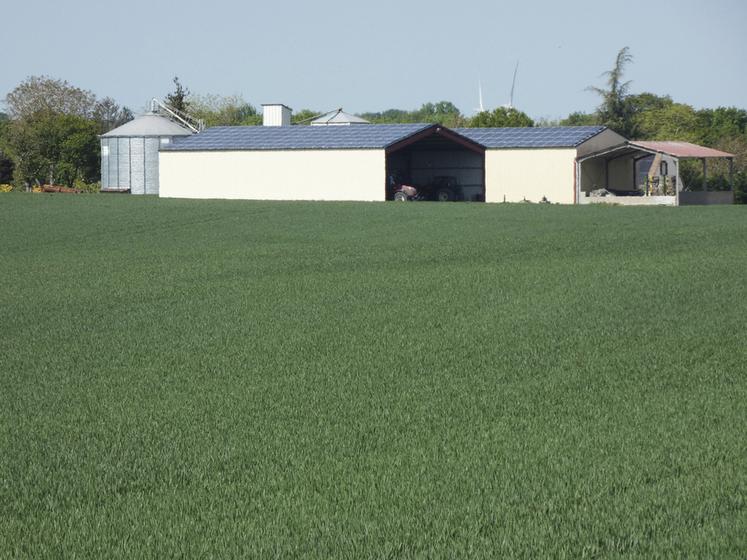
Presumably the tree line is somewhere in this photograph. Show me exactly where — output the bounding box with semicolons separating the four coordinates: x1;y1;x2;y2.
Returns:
0;48;744;200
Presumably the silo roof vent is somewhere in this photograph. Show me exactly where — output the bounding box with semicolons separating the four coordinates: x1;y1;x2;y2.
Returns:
310;109;369;126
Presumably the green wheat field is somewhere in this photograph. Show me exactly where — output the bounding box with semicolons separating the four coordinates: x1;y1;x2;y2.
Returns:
1;193;745;558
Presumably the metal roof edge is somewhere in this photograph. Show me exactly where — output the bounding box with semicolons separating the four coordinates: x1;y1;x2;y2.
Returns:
483;145;582;151
382;123;437;149
573;125;610;147
159;146;386;153
627;140;735;159
576;142;632;162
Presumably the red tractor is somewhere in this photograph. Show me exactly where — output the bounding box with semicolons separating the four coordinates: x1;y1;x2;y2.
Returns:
391;175;461;202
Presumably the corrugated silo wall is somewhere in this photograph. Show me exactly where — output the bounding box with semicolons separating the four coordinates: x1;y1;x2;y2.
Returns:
117;138;130;191
101;136;170;194
100;138;109;189
131;138;145;194
101;138;129;190
145;138;160;194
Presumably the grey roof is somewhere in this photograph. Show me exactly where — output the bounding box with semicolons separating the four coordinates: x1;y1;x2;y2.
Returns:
102;113;194;138
162;124;608;152
453;126;606;148
163;123;431;151
310;109;370;125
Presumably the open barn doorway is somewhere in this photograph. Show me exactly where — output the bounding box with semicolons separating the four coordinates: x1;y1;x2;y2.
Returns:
385;126;485;201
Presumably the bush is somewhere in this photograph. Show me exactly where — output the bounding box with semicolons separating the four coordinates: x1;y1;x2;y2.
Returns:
73;179;101;193
0;183;13;193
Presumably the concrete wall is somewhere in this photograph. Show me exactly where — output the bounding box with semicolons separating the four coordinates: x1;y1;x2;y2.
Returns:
159;149;386;201
485;148;576;204
679;191;734;205
581;195;676;206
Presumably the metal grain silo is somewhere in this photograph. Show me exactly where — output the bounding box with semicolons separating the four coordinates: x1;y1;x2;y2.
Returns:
100;110;193;194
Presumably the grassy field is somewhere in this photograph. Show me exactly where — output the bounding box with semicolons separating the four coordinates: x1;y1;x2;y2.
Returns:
1;193;745;558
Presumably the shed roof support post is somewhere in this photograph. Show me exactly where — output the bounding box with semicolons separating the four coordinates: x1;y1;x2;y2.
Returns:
604;158;608;189
729;158;735;191
702;158;708;191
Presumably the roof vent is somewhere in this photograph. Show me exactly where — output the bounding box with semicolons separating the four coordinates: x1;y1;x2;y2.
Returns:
262;104;292;127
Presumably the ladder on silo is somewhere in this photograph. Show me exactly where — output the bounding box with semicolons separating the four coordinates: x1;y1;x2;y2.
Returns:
150;98;205;133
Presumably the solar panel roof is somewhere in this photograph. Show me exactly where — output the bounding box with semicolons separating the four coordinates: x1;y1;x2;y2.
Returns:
162;124;608;152
453;126;606;148
163;123;432;151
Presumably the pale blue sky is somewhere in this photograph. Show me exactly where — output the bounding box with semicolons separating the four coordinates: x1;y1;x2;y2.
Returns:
2;0;745;120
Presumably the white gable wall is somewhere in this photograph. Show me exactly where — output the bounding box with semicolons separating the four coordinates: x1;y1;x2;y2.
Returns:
576;128;626;157
159;149;386;201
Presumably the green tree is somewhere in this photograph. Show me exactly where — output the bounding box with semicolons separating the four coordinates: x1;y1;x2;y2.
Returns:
0;112;14;183
696;107;747;145
469;107;534;128
93;97;133;134
627;92;673;115
292;109;323;125
588;47;635;137
359;108;414;123
714;135;747;203
5;76;97;119
360;101;465;126
165;76;190;113
188;94;259;126
3;76;133;188
636;103;702;142
559;111;598;126
416;101;465;126
4;111;99;188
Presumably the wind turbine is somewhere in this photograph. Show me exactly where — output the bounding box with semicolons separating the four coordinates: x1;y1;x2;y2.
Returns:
475;78;485;113
506;60;519;109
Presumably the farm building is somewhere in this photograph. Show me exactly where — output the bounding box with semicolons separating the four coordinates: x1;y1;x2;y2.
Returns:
578;140;736;205
101;109;194;194
159;119;624;203
157;105;735;204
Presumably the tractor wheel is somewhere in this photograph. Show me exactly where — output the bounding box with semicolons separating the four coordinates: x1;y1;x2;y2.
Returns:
393;191;408;202
436;188;454;202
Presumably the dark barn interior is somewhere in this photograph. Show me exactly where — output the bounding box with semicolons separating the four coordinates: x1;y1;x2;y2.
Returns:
385;127;485;201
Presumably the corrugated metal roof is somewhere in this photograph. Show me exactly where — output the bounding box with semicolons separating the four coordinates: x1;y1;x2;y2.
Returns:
102;113;194;138
163;123;432;151
311;110;370;125
629;141;734;159
454;126;606;148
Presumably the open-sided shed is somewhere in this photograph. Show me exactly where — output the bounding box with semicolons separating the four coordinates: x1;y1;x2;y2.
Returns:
578;140;736;205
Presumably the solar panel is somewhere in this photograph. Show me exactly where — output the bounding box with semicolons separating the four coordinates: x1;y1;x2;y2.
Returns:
453;126;606;148
163;124;607;152
163;124;433;151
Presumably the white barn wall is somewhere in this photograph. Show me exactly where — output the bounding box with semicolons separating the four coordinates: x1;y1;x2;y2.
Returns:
160;149;385;201
485;148;577;204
